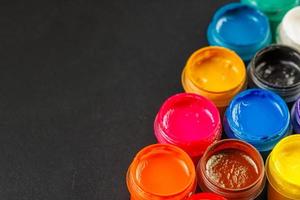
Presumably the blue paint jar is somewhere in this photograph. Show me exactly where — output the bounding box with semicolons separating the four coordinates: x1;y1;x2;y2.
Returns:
224;89;291;152
207;3;272;62
291;98;300;133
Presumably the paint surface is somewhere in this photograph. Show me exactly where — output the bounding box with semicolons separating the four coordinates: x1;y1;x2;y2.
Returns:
206;149;258;189
282;6;300;47
254;46;300;88
227;89;288;140
160;94;220;142
187;47;245;93
215;5;266;45
267;135;300;198
189;193;227;200
135;148;192;195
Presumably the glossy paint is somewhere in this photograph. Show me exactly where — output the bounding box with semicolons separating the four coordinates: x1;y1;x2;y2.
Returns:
266;135;300;199
188;193;227;200
127;144;196;200
224;89;291;152
208;3;271;61
154;93;221;161
291;98;300;133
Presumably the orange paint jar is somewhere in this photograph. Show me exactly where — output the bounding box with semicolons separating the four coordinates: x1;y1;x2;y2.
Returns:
181;46;246;113
126;144;196;200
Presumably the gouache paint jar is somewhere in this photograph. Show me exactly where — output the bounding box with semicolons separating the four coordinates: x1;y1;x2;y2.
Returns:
277;6;300;52
266;134;300;200
242;0;299;36
248;45;300;104
197;139;266;200
154;93;222;162
188;193;227;200
182;46;246;114
224;89;291;152
207;3;271;62
291;98;300;133
127;144;196;200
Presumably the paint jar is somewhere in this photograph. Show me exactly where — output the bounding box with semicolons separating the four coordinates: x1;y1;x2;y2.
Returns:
181;46;246;114
266;134;300;200
248;45;300;104
277;6;300;52
188;193;227;200
207;3;271;62
197;139;266;200
126;144;196;200
224;89;291;153
291;98;300;133
154;93;222;162
242;0;299;37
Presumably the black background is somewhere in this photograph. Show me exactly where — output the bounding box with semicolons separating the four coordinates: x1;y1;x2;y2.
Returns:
0;0;246;199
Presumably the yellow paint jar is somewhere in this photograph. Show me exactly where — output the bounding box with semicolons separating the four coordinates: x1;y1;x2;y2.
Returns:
266;134;300;200
181;46;246;113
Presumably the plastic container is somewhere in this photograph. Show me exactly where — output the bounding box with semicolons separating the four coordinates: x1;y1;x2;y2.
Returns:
224;89;291;152
197;139;266;200
242;0;299;37
248;45;300;104
291;98;300;133
277;6;300;52
207;3;271;62
188;193;227;200
181;46;246;114
127;144;196;200
266;134;300;200
154;93;222;162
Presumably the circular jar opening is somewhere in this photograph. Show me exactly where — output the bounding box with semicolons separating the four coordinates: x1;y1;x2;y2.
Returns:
266;134;300;199
154;93;221;159
188;193;227;200
252;45;300;89
127;144;196;199
197;139;265;200
224;89;290;152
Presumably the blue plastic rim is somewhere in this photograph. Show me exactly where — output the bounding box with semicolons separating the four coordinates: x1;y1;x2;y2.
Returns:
224;89;291;152
207;2;272;62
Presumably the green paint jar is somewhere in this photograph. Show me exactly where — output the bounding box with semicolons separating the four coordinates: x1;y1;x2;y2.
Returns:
241;0;299;38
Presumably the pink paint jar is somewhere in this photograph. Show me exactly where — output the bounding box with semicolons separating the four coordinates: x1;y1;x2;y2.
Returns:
154;93;222;162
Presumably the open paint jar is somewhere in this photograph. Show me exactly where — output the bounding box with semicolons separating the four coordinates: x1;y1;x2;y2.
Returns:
291;98;300;133
248;45;300;104
266;134;300;200
154;93;222;162
207;3;271;62
277;6;300;52
188;193;227;200
242;0;299;37
182;46;246;114
126;144;196;200
224;89;291;152
197;139;266;200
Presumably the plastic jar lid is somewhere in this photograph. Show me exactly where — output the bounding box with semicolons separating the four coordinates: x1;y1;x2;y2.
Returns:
188;193;227;200
277;6;300;52
127;144;196;200
266;134;300;199
224;89;291;152
207;3;271;61
197;139;265;200
154;93;221;160
182;46;246;108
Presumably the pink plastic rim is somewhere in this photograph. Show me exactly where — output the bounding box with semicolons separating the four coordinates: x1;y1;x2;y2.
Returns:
188;193;227;200
154;93;222;159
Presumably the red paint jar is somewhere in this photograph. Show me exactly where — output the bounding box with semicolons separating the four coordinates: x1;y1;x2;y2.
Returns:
188;193;227;200
154;93;222;162
197;139;266;200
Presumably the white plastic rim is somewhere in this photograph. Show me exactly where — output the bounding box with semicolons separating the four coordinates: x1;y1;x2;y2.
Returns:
277;6;300;51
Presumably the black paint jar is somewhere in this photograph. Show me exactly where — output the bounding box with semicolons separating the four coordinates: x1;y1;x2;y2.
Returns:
248;45;300;104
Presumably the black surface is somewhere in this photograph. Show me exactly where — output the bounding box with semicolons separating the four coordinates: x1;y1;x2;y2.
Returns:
0;0;256;199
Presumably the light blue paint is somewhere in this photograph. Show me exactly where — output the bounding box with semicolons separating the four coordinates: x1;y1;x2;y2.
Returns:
207;3;272;62
224;89;291;152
